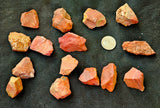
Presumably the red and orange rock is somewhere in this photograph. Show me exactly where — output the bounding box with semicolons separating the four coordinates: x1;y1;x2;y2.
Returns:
8;32;31;52
52;8;73;33
101;63;117;92
21;9;39;28
79;67;99;86
124;67;145;92
30;36;54;56
59;54;78;75
59;32;87;52
12;57;35;79
50;76;71;100
83;8;106;29
116;3;138;26
122;41;156;56
6;76;23;98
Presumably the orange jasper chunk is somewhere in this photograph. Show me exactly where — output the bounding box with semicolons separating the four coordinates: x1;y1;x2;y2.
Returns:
83;8;106;29
6;76;23;98
124;67;145;92
59;32;87;52
30;36;54;56
12;57;35;79
79;67;99;86
8;32;31;52
116;3;138;26
60;54;78;75
52;8;73;33
21;9;39;28
101;63;117;92
50;76;71;100
122;41;155;56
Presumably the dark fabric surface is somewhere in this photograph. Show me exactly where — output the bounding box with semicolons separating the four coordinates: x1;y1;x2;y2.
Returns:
0;0;160;108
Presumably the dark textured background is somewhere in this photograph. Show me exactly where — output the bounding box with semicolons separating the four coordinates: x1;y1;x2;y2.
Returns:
0;0;160;108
